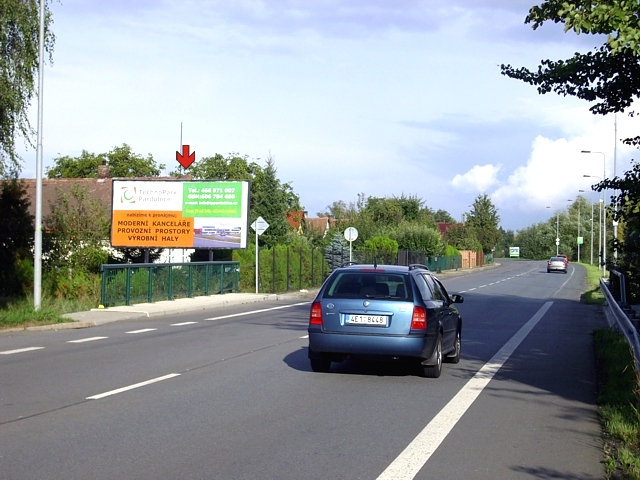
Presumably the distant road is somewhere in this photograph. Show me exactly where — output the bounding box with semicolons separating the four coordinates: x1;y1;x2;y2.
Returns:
0;259;605;479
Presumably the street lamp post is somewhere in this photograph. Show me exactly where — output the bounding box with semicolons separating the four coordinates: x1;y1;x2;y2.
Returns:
583;175;603;270
582;151;607;275
567;199;581;262
546;207;560;255
579;190;595;264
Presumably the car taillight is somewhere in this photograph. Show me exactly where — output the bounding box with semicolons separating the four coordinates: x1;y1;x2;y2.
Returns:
309;302;323;326
411;306;427;330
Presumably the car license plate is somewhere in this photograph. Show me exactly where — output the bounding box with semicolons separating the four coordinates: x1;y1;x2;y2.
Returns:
346;314;387;326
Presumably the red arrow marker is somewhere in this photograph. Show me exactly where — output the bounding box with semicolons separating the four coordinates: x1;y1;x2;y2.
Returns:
176;144;195;169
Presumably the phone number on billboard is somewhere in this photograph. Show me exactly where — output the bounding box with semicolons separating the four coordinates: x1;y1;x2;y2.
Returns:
187;193;236;199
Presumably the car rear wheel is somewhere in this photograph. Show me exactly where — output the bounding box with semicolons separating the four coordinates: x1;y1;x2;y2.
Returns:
445;330;461;364
310;358;331;373
422;335;442;378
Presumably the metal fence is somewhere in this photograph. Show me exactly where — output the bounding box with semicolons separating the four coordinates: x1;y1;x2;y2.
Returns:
601;275;640;373
100;261;239;307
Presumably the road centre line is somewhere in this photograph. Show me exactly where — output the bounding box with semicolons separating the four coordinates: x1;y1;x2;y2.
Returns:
87;373;181;400
67;337;109;343
0;347;44;355
377;301;553;480
126;328;157;334
205;302;310;321
171;322;198;326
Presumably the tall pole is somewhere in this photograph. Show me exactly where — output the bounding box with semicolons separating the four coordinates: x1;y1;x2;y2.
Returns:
613;114;618;264
577;202;581;262
579;189;595;265
556;212;559;256
584;174;603;271
590;202;594;264
34;0;46;309
582;152;607;275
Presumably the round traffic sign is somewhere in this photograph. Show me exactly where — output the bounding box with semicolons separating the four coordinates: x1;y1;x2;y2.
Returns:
344;227;358;242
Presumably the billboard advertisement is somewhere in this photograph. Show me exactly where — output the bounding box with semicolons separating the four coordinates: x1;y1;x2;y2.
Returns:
111;179;249;249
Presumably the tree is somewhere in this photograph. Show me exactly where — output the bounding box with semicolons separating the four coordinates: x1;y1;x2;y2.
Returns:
178;153;261;183
495;227;515;258
526;1;640;56
390;223;445;255
323;233;350;270
466;194;501;253
0;0;55;177
0;179;34;295
598;164;640;298
434;209;456;224
251;154;298;246
501;1;640;117
444;223;482;251
47;144;164;178
43;184;111;273
362;236;399;264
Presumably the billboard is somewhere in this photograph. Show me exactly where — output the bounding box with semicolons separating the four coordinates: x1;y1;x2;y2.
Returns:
111;179;249;249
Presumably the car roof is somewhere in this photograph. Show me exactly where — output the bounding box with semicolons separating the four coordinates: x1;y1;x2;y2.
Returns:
338;263;429;273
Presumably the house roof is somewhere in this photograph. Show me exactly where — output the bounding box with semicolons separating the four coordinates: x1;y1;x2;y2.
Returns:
437;222;456;235
286;210;307;229
22;178;114;218
21;175;192;219
305;217;330;234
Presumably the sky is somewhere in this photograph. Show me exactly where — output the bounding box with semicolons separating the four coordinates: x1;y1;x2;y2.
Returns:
18;0;640;232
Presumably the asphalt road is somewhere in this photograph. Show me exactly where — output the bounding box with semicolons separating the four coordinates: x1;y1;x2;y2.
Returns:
0;259;606;479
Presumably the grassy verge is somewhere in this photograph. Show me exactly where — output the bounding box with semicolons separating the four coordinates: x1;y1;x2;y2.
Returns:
594;329;640;479
0;296;97;330
582;262;640;479
582;262;607;305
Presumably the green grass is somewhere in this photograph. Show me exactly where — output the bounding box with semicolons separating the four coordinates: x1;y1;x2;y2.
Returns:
594;328;640;479
575;262;640;479
0;296;97;330
581;262;607;305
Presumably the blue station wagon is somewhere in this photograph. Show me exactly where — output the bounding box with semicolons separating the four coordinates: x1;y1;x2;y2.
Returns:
308;263;464;378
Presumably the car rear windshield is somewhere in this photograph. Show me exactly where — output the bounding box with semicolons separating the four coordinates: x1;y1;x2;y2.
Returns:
323;272;412;300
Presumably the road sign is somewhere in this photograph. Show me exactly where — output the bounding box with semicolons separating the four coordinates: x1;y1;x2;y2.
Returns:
344;227;358;242
251;216;269;235
251;216;269;294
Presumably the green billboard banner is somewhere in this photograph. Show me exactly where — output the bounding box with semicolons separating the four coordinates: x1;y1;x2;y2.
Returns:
183;182;243;218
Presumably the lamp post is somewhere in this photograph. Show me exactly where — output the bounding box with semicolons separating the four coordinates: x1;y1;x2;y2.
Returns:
583;175;603;271
582;151;607;275
546;206;560;255
579;190;595;264
568;198;581;262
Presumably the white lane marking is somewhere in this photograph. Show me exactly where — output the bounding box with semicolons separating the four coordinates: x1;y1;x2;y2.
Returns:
67;337;109;343
300;335;309;339
126;328;157;334
377;301;553;480
0;347;44;355
205;302;310;321
171;322;198;326
87;373;181;400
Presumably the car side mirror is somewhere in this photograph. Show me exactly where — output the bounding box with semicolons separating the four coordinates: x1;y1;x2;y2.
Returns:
451;294;464;304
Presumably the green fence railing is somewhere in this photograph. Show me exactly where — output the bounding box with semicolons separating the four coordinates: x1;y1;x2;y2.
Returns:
100;261;239;307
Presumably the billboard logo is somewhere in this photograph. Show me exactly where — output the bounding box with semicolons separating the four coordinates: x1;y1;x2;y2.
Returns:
120;186;137;204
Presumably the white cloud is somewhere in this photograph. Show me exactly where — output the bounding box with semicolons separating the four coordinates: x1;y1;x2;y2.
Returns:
452;164;502;192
